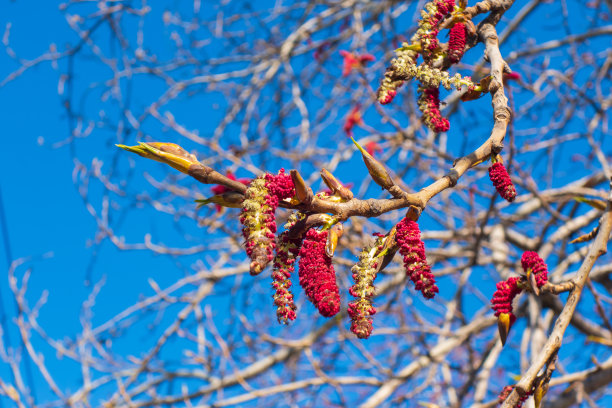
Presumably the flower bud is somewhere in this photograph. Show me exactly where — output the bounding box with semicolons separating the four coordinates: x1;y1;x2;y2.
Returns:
147;142;198;162
290;170;313;205
320;169;353;200
527;270;540;296
351;137;395;190
497;312;513;346
569;224;599;244
533;377;549;408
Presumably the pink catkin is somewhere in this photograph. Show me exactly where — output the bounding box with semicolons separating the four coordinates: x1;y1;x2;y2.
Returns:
498;386;530;408
339;50;375;76
521;251;548;288
343;105;363;137
272;231;302;324
264;169;295;202
419;87;450;132
488;162;516;202
447;22;466;64
365;141;383;157
490;276;522;320
298;229;341;317
395;217;439;299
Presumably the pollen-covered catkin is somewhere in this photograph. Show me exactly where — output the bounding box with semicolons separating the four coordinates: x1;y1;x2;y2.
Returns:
240;169;295;275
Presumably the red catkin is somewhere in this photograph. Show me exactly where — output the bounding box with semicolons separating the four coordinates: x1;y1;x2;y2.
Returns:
395;217;439;299
343;105;363;137
488;162;517;202
272;231;302;324
490;276;522;320
339;50;375;76
298;229;341;317
498;385;531;407
447;22;466;64
418;86;450;132
264;169;295;201
521;251;548;288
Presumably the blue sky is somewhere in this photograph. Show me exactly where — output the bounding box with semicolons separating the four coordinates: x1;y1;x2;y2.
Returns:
0;2;168;402
1;0;611;406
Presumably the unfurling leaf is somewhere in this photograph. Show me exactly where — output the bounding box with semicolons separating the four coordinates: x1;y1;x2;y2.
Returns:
196;191;244;209
117;142;200;174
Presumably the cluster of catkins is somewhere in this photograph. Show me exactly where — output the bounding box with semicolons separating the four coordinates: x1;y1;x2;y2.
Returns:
238;169;438;339
486;154;525;347
377;0;473;132
240;170;342;324
347;218;438;339
491;251;548;344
